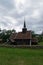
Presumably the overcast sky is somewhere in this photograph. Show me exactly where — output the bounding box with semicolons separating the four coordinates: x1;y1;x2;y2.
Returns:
0;0;43;34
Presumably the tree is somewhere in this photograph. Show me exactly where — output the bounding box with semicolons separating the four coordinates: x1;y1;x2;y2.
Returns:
0;29;16;42
12;29;16;33
0;28;1;32
31;31;36;37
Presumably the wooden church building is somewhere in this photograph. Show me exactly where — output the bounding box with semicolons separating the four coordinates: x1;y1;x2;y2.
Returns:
9;21;38;45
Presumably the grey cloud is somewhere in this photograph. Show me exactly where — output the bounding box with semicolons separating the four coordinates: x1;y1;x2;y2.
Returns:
0;0;14;10
0;0;43;34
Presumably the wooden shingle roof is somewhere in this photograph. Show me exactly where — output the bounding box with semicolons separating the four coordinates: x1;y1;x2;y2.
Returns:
10;31;32;41
15;31;32;39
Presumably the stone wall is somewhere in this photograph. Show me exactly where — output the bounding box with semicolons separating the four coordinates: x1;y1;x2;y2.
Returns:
0;44;43;49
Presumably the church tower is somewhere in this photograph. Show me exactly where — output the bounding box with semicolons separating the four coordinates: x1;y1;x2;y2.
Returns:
22;20;27;33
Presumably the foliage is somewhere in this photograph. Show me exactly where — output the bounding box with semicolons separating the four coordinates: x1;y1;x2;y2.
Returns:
31;31;43;42
0;29;16;42
39;42;43;45
31;31;36;38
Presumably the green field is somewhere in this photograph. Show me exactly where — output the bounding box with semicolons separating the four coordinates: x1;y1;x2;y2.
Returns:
0;47;43;65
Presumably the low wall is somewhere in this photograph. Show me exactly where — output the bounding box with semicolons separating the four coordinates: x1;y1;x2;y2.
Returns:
0;44;43;49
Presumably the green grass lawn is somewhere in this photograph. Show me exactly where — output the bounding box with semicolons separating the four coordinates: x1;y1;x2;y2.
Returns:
0;47;43;65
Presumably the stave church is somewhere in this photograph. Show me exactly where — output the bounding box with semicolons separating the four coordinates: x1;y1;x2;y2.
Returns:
9;21;38;45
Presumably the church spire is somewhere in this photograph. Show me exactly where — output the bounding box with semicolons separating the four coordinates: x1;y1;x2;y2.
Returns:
24;20;26;28
22;19;27;33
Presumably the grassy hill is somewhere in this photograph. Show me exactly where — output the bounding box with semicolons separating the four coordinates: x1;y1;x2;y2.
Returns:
0;47;43;65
